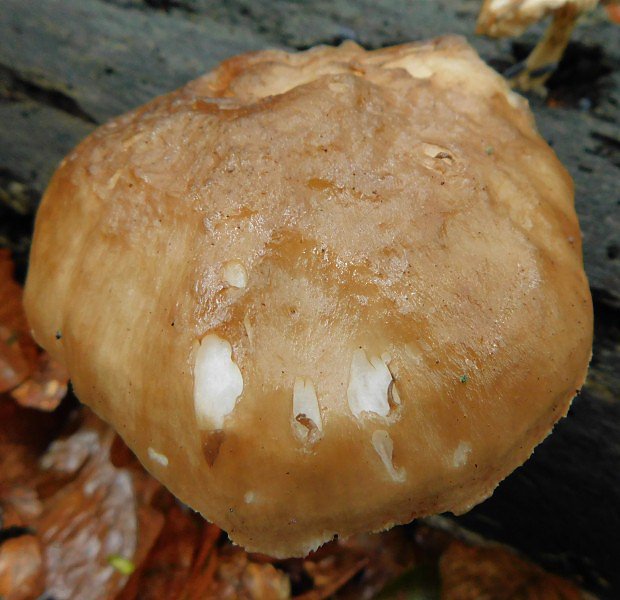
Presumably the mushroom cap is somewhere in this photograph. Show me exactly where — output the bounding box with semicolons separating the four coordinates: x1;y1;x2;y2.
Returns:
477;0;599;37
24;37;592;558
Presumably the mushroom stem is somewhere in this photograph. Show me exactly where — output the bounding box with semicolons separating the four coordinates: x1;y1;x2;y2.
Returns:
510;3;579;93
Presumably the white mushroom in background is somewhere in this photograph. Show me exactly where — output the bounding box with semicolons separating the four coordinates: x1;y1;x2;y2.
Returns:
477;0;600;91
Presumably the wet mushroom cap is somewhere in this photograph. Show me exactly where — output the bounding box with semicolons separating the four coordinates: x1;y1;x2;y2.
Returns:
24;37;593;558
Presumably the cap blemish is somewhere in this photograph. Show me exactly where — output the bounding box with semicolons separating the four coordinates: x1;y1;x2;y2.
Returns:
421;143;454;163
222;260;248;289
243;314;253;345
384;57;434;79
147;447;169;467
347;349;393;418
293;377;322;442
387;380;401;411
453;441;472;468
372;430;405;482
244;491;256;504
194;334;244;430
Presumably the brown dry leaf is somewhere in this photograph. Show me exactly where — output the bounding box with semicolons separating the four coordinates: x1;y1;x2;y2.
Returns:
0;472;44;600
117;502;202;599
0;404;165;600
11;352;68;411
606;3;620;24
334;530;420;599
35;417;141;600
0;486;42;525
0;249;68;410
210;545;291;600
297;545;369;600
114;504;166;600
40;426;101;474
0;250;37;392
439;541;583;600
0;534;45;600
182;522;222;600
0;395;67;489
284;536;371;600
241;562;292;599
0;398;54;600
210;547;253;598
0;325;30;393
0;250;29;340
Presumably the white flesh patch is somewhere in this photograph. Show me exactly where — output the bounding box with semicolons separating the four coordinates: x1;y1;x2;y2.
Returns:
244;491;256;504
453;441;472;468
372;430;405;482
385;57;434;79
147;447;169;467
347;349;393;418
421;143;454;162
292;377;322;441
390;383;401;406
222;260;248;288
194;334;243;430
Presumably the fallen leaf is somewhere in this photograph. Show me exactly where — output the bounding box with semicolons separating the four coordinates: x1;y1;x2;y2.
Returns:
183;522;222;600
241;562;292;600
40;426;101;475
0;250;29;339
0;396;69;489
0;249;68;410
606;2;620;24
0;325;30;393
439;541;583;600
11;352;68;411
117;502;201;599
211;546;252;598
0;534;45;600
0;486;42;525
35;420;139;600
208;545;292;600
0;250;38;393
297;555;368;600
334;530;422;599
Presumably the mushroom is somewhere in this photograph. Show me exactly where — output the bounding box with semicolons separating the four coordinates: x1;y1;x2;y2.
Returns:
24;37;593;558
477;0;599;91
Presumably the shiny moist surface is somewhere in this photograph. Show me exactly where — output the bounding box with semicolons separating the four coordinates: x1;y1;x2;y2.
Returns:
24;37;592;557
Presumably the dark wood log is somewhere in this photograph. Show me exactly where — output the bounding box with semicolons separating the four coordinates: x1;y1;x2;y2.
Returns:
1;1;618;597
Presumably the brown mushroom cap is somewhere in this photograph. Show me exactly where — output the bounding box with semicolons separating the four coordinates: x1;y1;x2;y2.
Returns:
24;37;593;557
